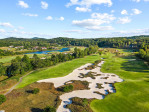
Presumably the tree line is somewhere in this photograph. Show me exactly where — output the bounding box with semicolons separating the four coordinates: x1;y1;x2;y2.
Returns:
0;46;98;77
137;44;149;64
0;36;148;49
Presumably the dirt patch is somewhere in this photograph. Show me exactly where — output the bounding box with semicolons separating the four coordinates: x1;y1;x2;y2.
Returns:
96;83;103;89
0;82;61;112
84;60;101;70
67;97;93;112
57;80;89;93
79;72;101;79
0;79;17;94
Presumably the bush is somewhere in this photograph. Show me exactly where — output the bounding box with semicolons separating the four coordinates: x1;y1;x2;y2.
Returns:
0;95;6;105
43;106;56;112
63;85;73;92
33;88;40;94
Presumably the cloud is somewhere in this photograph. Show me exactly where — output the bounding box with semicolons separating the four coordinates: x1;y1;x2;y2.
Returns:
132;0;149;2
117;17;131;24
22;13;38;17
66;0;112;8
41;1;48;9
132;9;142;15
46;16;53;20
64;30;91;34
108;28;149;37
91;13;116;21
75;7;91;12
111;10;115;13
72;12;115;31
121;10;128;15
18;1;29;8
86;26;114;31
0;29;5;33
18;26;24;29
72;19;107;27
0;22;13;28
132;0;140;2
72;19;113;31
58;17;65;21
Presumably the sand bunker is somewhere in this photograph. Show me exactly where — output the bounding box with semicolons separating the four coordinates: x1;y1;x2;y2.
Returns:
38;61;123;112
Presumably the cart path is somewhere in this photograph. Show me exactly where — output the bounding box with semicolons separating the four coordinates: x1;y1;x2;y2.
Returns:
4;71;34;95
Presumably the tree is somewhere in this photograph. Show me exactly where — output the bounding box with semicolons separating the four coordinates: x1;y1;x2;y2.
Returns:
0;63;6;76
43;106;56;112
0;95;6;105
33;88;40;94
22;55;32;71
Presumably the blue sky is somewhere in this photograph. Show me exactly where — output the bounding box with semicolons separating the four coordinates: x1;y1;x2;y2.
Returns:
0;0;149;39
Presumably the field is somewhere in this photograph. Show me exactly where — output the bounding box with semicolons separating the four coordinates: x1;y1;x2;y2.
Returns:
16;54;104;88
90;52;149;112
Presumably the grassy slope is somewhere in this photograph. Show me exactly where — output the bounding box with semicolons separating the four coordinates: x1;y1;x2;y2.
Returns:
90;53;149;112
16;54;105;88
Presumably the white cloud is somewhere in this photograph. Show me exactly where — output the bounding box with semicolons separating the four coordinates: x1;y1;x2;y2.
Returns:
75;7;91;12
0;29;5;33
108;28;149;37
0;22;13;28
18;1;29;8
111;10;115;13
46;16;53;20
91;13;116;21
41;1;48;9
117;17;131;24
132;9;142;15
132;0;140;2
72;12;115;31
72;19;107;27
18;26;24;30
58;17;65;21
66;0;112;8
72;19;113;31
22;13;38;17
65;30;91;34
86;26;114;31
121;10;128;15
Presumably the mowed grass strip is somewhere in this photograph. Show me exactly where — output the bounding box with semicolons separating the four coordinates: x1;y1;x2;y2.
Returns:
90;54;149;112
16;54;102;88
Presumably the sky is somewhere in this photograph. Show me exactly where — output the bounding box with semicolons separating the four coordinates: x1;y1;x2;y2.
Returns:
0;0;149;39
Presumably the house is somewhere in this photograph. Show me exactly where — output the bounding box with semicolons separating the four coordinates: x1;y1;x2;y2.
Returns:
9;45;14;48
15;46;24;49
32;46;39;50
41;47;47;50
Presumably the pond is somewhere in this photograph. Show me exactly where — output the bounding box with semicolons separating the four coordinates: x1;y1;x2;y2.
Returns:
25;48;70;54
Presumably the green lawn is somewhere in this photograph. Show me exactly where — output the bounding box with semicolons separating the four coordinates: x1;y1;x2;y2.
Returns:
16;54;106;88
90;54;149;112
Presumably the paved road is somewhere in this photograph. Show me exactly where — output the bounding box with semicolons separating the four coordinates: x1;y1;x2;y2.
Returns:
4;71;34;95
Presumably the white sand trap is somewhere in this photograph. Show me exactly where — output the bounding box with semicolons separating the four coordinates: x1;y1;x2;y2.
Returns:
37;61;123;112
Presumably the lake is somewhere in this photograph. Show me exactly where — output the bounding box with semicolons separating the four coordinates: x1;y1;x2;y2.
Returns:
26;48;70;54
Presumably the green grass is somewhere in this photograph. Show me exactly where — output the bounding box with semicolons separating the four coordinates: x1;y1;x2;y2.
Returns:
90;53;149;112
16;54;105;88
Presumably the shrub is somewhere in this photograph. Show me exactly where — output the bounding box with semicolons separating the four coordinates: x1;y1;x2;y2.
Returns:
43;106;56;112
0;95;6;105
63;85;73;92
33;88;40;94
